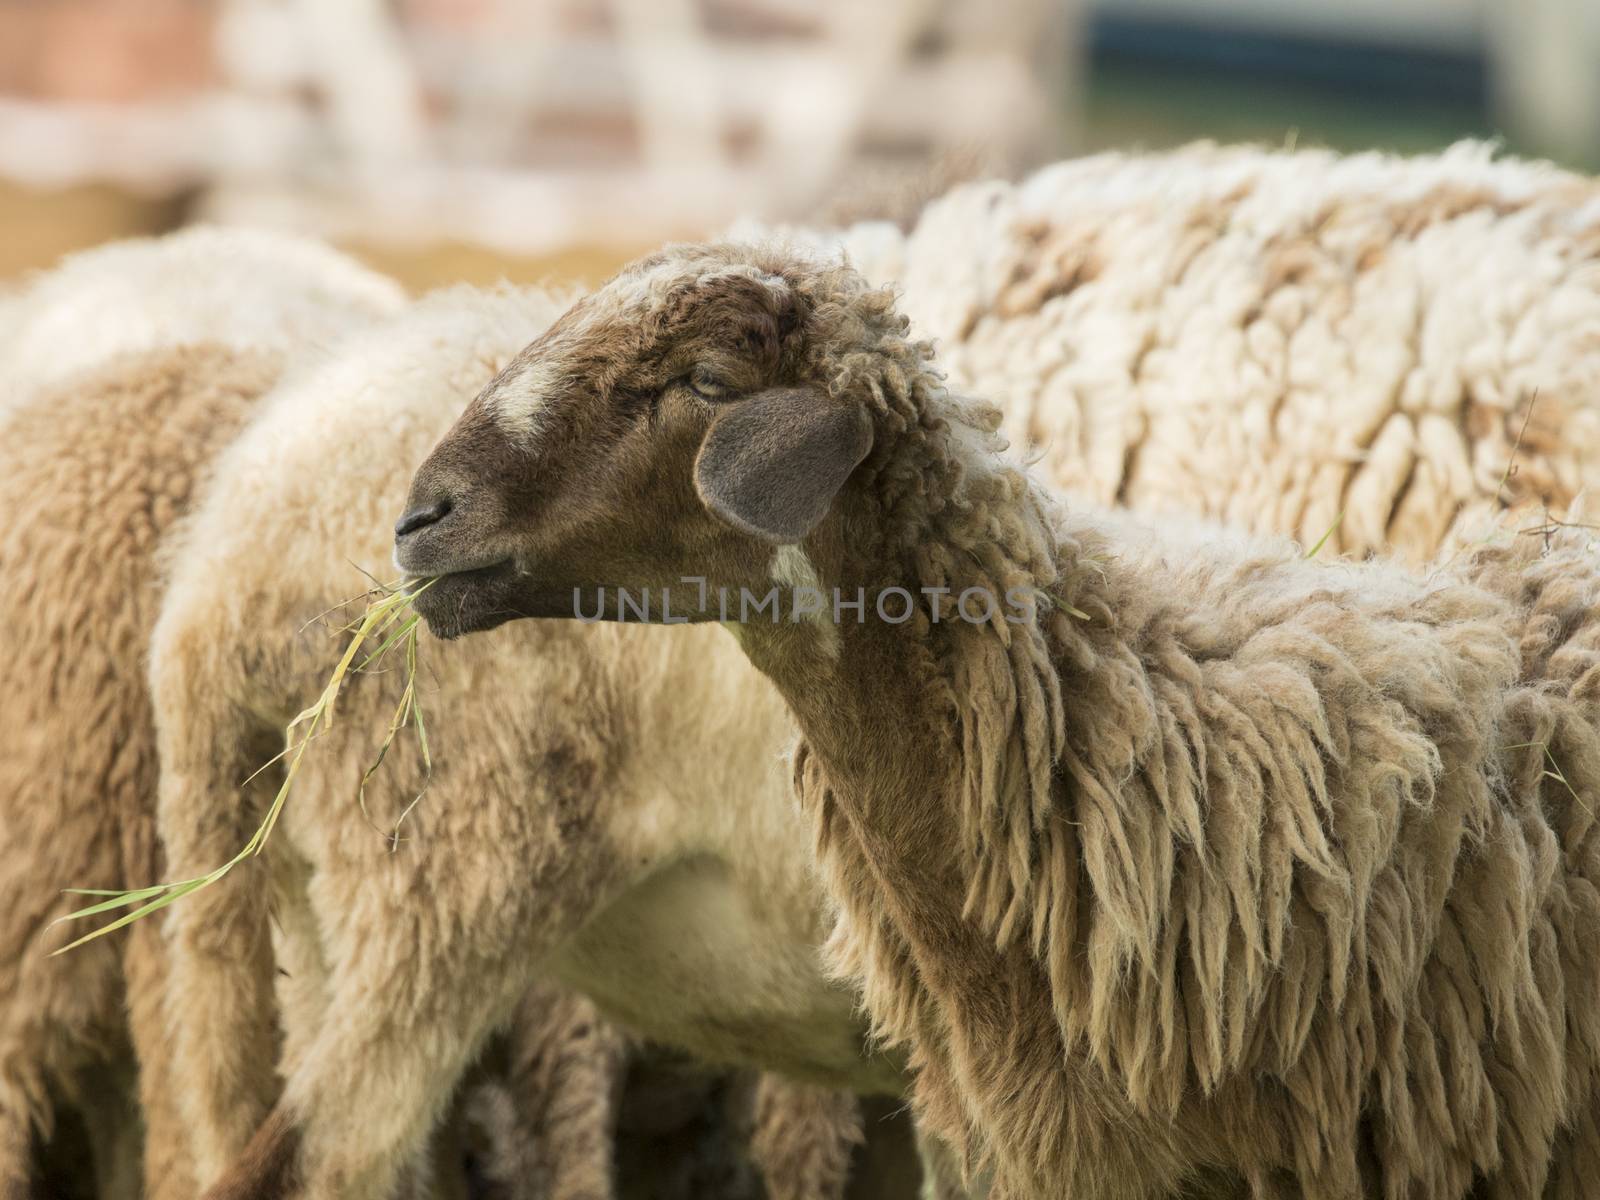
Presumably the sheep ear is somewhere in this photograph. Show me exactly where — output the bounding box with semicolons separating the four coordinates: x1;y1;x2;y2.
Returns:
694;387;873;544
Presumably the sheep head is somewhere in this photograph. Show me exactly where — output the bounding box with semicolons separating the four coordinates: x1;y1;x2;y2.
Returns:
395;243;905;638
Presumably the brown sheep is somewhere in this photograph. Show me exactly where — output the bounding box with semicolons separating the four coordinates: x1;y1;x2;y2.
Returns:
392;242;1600;1199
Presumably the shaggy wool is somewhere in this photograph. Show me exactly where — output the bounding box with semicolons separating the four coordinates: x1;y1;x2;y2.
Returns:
0;345;286;1200
0;228;402;1200
775;261;1600;1199
786;141;1600;564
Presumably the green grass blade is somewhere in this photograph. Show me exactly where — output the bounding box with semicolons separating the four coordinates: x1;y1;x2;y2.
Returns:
50;879;209;955
1304;511;1345;560
354;615;423;674
53;884;171;921
55;575;439;954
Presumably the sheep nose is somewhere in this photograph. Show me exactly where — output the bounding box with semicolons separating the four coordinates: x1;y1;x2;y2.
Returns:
395;498;452;539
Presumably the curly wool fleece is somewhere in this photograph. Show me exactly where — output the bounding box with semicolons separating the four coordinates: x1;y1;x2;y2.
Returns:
808;399;1600;1199
802;140;1600;564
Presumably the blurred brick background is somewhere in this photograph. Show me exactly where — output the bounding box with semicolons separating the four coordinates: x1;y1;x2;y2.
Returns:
0;0;215;102
0;0;1071;288
2;0;1594;290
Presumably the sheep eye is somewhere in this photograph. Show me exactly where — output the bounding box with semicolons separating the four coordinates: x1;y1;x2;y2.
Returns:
687;367;729;401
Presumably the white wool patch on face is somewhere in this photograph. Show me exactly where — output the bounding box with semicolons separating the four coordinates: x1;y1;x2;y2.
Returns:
485;355;564;443
482;268;661;442
486;253;794;443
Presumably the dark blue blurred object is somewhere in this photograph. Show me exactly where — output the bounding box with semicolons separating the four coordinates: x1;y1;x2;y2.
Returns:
1091;13;1489;111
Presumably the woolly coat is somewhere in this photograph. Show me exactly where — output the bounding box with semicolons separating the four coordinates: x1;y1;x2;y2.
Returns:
0;226;404;410
0;232;403;1200
867;502;1600;1200
801;141;1600;564
0;344;293;1200
749;299;1600;1199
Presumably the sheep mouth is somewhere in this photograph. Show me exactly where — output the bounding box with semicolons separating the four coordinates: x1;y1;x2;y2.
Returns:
408;559;523;639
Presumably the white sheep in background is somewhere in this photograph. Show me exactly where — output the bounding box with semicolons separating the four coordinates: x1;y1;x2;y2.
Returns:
0;231;403;1200
0;226;406;412
392;241;1600;1200
783;140;1600;563
2;345;283;1200
0;235;661;1200
150;285;893;1200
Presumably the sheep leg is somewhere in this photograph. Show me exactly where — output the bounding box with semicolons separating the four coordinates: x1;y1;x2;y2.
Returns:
914;1124;991;1200
198;1106;302;1200
499;982;624;1200
204;824;618;1200
267;844;474;1199
0;798;132;1200
0;939;124;1200
0;1109;29;1200
0;1023;77;1199
203;938;528;1200
0;1024;38;1200
196;1099;450;1200
463;981;623;1200
749;1076;862;1200
528;1040;621;1200
122;917;201;1200
154;704;287;1188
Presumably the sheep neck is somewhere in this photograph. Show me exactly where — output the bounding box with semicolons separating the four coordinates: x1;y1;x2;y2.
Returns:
734;578;955;830
718;383;1187;1189
733;598;998;987
726;512;1130;1188
726;444;1099;991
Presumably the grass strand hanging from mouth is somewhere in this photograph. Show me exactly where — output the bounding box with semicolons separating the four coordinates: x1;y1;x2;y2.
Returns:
51;577;436;955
